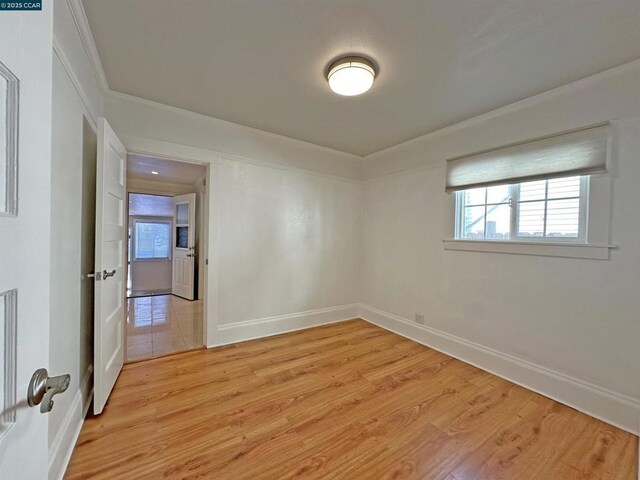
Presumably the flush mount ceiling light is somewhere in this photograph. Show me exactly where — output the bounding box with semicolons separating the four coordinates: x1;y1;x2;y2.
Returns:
327;56;376;96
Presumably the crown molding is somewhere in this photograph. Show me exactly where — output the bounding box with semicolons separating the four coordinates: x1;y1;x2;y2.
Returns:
220;152;363;184
52;35;99;126
66;0;109;93
106;90;363;163
365;58;640;161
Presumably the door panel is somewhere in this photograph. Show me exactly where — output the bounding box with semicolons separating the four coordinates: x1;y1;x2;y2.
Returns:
93;118;127;415
0;8;53;479
172;193;196;300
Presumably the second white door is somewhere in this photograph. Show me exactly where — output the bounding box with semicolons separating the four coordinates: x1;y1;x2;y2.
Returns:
93;118;127;415
172;193;196;300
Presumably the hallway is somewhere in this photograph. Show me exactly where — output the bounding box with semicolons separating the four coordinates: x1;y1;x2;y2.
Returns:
126;295;203;362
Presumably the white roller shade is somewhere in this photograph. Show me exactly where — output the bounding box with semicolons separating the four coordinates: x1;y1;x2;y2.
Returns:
445;123;609;192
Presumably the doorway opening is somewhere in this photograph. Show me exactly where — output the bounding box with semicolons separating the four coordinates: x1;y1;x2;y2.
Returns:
125;154;208;362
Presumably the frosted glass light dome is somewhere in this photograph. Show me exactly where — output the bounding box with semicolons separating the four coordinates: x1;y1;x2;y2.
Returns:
327;57;376;96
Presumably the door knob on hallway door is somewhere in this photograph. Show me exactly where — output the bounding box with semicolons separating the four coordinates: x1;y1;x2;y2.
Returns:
103;269;116;279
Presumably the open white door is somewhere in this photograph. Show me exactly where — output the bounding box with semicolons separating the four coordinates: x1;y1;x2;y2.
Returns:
93;118;127;414
0;9;55;479
172;193;197;300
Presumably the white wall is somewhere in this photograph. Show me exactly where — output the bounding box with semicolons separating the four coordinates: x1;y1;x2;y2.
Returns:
106;92;363;180
216;158;362;325
361;61;640;433
105;91;363;347
49;1;104;478
130;258;172;292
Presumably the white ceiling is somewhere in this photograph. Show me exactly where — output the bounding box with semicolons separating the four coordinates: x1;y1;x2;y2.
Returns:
127;154;206;185
83;0;640;156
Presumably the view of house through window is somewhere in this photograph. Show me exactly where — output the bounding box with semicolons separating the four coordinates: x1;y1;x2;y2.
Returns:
456;175;587;241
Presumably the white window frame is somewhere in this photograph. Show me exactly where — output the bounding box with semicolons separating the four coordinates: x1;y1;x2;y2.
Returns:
132;217;173;261
445;174;614;260
454;176;589;244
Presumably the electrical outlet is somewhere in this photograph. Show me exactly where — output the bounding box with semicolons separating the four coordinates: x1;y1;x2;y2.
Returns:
414;313;424;324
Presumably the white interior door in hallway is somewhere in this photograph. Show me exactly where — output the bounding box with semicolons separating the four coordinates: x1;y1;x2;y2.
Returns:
93;118;127;415
172;193;197;300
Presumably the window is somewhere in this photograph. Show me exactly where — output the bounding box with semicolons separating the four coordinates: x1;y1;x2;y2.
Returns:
134;220;171;260
445;124;611;258
456;175;588;242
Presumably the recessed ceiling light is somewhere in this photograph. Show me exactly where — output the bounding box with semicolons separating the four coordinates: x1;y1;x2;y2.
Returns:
151;170;159;175
327;56;376;96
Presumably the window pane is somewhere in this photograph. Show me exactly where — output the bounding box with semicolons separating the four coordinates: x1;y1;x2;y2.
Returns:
457;176;586;242
547;176;580;199
519;180;546;202
517;201;545;237
176;203;189;224
486;184;510;204
464;187;486;206
463;206;485;239
485;204;511;239
545;198;580;238
135;222;170;259
129;193;173;217
176;226;189;249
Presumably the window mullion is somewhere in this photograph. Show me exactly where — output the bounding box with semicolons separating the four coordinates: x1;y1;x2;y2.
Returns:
483;189;488;239
510;184;518;240
543;180;549;237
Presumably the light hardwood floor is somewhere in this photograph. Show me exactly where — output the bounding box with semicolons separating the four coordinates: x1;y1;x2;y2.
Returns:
66;319;638;479
126;295;203;362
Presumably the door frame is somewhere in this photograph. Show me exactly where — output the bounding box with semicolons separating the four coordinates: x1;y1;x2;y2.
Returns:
124;153;212;350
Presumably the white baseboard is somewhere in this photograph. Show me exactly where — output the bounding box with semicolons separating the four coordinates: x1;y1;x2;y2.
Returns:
48;366;93;480
359;304;640;435
214;304;361;347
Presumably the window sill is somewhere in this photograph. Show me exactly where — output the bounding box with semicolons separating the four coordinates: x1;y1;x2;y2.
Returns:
442;239;615;260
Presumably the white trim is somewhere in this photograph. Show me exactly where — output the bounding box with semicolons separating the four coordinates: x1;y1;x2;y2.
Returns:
48;366;93;480
127;177;197;196
443;239;614;260
52;36;98;127
214;304;360;347
121;134;222;168
66;0;109;93
221;152;363;185
359;304;640;435
205;162;221;347
0;289;17;440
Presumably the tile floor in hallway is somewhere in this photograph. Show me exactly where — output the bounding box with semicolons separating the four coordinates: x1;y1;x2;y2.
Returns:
126;294;203;362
